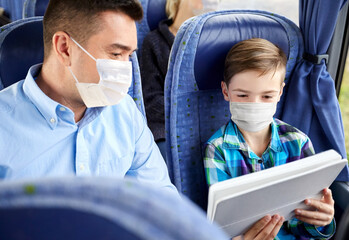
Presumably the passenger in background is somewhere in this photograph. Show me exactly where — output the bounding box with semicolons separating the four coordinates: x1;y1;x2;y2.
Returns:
0;8;10;26
204;38;336;239
140;0;219;160
0;0;176;195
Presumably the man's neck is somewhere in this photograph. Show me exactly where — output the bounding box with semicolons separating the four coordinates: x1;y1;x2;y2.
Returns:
36;62;87;123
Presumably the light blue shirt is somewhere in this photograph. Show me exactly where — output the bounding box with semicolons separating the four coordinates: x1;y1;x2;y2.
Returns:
0;64;176;193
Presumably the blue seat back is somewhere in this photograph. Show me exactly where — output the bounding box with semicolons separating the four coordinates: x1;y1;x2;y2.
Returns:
165;10;304;209
137;0;167;51
0;177;229;240
0;0;26;20
0;17;146;116
23;0;49;18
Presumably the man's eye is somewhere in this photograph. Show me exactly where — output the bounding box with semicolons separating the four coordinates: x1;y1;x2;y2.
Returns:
112;53;121;57
237;94;248;98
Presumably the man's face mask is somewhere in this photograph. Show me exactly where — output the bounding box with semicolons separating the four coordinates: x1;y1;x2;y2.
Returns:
229;102;277;132
192;0;220;15
68;37;132;108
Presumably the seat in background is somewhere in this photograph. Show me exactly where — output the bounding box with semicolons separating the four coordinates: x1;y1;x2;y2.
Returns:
165;10;304;209
22;0;49;18
0;177;228;240
137;0;167;54
0;0;26;20
0;17;146;116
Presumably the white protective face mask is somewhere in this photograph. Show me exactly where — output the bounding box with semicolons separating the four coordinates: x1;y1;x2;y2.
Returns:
68;37;132;108
192;0;220;15
229;102;277;132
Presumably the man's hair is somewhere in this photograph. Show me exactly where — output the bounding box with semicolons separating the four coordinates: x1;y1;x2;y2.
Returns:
43;0;143;58
166;0;180;20
223;38;287;85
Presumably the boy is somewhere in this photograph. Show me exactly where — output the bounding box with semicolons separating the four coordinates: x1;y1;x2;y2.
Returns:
204;38;335;239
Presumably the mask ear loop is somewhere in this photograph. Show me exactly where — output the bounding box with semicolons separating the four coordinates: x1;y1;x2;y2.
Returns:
70;36;97;62
68;67;80;84
68;36;97;84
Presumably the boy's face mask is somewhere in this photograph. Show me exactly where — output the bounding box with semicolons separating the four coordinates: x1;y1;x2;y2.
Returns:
68;37;132;108
229;102;277;132
192;0;220;15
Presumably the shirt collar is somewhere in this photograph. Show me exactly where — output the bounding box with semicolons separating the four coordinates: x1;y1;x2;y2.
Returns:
222;119;283;153
22;64;104;130
23;64;60;129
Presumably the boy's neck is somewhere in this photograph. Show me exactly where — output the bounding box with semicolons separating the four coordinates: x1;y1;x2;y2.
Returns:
239;126;272;158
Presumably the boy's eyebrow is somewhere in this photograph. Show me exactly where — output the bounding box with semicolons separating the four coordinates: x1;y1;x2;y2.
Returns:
232;89;250;93
232;89;279;94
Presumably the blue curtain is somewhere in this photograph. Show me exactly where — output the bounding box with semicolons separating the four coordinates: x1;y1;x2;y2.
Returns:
281;0;349;181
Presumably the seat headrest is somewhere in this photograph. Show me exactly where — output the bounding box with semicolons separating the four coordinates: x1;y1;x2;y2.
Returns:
147;0;167;31
0;18;44;88
194;13;292;90
35;0;49;16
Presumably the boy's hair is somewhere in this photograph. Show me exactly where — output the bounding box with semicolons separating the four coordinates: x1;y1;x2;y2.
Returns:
43;0;143;58
223;38;287;85
166;0;180;20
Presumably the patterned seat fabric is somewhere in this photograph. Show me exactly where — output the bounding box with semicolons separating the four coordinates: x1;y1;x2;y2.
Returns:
165;10;304;209
0;177;228;240
136;0;167;54
0;17;146;116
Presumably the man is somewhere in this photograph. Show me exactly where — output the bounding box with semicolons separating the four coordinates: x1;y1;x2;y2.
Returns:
0;0;175;194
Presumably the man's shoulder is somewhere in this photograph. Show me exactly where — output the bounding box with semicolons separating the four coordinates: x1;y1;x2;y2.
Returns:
274;118;310;142
0;80;25;113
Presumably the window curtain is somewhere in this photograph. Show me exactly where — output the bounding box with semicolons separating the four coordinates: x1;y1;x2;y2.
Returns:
281;0;349;181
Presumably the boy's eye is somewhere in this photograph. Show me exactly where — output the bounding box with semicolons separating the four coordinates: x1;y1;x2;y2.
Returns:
263;95;274;99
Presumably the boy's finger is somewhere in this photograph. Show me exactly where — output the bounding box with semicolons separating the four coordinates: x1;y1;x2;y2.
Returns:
295;209;333;221
244;215;272;239
254;215;282;240
295;215;332;227
267;217;284;239
303;199;334;214
323;188;334;204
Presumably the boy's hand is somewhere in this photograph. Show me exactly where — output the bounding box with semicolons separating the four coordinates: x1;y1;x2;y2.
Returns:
232;214;284;240
294;188;334;226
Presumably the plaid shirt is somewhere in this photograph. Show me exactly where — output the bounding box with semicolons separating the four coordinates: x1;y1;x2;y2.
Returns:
204;118;335;240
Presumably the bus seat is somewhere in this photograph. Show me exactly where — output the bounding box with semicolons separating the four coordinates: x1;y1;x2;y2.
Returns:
335;204;349;240
164;10;304;209
0;0;26;20
0;17;146;116
22;0;49;18
137;0;167;53
0;177;229;240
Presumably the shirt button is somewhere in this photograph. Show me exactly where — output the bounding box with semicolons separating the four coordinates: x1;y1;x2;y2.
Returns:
79;164;85;171
258;160;263;164
60;107;66;111
50;118;56;123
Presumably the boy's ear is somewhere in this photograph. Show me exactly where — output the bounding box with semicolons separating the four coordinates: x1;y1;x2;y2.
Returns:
221;81;230;102
277;82;286;102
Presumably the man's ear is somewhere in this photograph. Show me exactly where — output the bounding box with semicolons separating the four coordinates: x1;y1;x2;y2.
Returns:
277;82;286;102
221;81;230;102
52;31;72;67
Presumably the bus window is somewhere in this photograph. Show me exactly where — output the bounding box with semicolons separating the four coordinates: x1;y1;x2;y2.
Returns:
219;0;299;25
339;50;349;160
